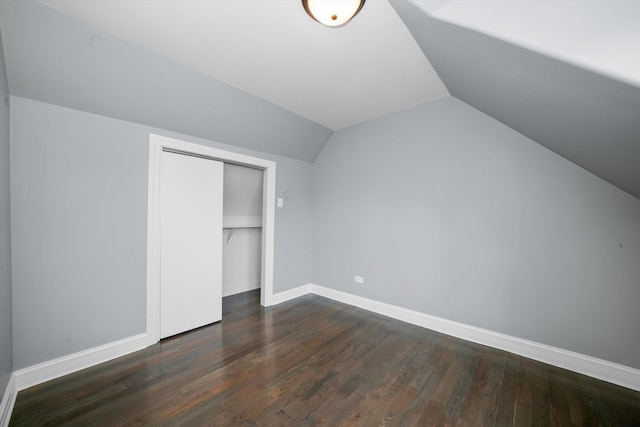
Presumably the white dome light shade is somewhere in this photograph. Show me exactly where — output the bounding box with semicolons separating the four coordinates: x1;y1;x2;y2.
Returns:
302;0;366;27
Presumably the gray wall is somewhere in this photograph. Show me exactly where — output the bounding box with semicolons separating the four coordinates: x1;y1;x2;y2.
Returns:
9;92;639;372
312;96;640;369
274;158;313;295
10;96;313;369
0;31;13;396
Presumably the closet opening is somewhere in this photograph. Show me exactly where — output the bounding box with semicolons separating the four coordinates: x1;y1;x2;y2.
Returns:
222;163;264;299
146;133;276;345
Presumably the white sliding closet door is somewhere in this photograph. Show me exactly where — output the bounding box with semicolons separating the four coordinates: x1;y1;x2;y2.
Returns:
160;150;223;339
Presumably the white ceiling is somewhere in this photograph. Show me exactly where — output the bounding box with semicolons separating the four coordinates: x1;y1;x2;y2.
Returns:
37;0;449;131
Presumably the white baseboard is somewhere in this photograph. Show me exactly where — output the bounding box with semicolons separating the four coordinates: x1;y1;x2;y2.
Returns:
0;373;16;427
14;333;149;392
270;284;312;306
270;283;640;392
222;280;261;297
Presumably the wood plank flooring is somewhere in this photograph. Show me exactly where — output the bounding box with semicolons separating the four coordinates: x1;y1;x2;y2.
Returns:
9;290;640;426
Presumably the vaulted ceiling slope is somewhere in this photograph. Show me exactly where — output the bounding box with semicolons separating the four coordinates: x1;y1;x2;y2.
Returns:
33;0;449;132
0;0;332;162
391;0;640;200
1;0;639;195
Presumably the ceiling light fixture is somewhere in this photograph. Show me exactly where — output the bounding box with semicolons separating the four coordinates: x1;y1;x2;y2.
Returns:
302;0;366;27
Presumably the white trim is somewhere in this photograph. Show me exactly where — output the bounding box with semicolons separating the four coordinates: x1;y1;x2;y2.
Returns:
270;284;312;306
13;333;148;392
261;163;276;307
270;284;640;392
146;133;277;342
0;374;16;427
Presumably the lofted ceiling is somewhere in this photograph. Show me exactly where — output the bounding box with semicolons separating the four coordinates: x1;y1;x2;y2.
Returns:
33;0;450;132
0;0;638;198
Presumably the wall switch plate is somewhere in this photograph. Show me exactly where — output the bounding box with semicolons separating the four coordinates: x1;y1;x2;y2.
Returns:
277;198;284;208
354;275;364;284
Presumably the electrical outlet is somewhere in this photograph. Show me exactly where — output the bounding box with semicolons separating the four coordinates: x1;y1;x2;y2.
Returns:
354;275;364;284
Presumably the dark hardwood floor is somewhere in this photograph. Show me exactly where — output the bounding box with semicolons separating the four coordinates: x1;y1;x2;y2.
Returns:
9;290;640;426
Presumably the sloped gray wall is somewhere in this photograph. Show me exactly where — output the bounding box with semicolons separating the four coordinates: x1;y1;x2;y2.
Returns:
10;96;313;369
391;0;640;200
0;31;13;398
0;0;332;163
312;97;640;369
